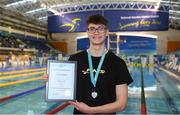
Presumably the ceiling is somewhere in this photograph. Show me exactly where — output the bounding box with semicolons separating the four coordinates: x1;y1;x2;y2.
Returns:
0;0;180;30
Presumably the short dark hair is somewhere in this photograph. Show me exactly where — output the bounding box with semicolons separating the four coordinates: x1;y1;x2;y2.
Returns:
86;14;108;27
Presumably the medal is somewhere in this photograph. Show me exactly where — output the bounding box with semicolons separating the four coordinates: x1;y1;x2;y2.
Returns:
87;48;107;99
91;91;98;98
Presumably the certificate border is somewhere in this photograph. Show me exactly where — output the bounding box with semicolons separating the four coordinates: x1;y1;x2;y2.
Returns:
46;60;77;101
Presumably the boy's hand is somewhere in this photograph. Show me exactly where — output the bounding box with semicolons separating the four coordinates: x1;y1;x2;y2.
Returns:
43;74;48;82
68;101;92;113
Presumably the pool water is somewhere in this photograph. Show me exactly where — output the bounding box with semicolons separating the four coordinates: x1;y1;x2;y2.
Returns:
0;66;179;114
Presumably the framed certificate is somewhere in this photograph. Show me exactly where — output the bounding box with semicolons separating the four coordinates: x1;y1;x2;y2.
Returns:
46;60;77;101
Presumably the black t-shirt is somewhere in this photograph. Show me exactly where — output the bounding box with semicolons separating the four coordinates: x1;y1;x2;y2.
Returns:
69;50;133;114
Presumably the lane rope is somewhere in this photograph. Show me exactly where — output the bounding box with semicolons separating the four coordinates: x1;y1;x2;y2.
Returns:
43;102;63;114
0;76;43;87
0;71;45;80
140;65;147;115
0;68;46;76
0;85;45;103
47;102;70;114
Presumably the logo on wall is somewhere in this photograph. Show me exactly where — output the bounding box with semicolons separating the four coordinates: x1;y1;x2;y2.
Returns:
59;18;81;32
118;19;161;30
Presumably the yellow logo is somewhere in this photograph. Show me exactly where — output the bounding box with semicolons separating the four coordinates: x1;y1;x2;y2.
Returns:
82;68;105;75
60;18;81;32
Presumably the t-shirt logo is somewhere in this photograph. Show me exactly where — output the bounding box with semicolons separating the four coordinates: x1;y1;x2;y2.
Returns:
82;68;105;75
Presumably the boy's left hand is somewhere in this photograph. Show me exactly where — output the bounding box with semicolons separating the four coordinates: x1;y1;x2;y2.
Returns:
68;101;92;113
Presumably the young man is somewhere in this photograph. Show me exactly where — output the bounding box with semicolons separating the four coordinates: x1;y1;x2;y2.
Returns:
68;14;133;114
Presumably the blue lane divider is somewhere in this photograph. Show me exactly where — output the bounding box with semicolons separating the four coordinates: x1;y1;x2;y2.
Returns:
13;85;45;98
0;85;45;103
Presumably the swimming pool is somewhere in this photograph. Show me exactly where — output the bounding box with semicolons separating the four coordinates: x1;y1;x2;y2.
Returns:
0;66;179;114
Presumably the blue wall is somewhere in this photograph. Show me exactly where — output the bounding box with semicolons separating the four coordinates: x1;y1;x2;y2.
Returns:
120;35;156;55
77;35;156;55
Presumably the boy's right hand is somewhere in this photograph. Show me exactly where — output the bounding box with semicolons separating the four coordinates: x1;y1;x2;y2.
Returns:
43;74;49;82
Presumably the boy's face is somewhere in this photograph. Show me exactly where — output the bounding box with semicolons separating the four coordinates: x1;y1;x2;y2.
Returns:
87;23;108;46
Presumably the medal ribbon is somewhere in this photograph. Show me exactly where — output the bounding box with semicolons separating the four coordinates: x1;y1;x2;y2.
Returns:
87;48;106;87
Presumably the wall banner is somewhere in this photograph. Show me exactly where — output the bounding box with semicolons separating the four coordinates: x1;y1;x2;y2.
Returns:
48;10;169;33
119;35;157;55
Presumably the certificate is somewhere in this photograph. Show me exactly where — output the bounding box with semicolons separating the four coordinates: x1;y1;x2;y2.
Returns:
46;60;77;101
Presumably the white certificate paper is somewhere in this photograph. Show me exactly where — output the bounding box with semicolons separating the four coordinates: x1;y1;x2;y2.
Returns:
46;60;77;101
